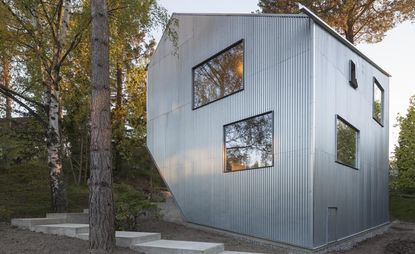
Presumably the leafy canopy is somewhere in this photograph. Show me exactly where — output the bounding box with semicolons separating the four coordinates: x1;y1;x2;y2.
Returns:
258;0;415;44
394;95;415;193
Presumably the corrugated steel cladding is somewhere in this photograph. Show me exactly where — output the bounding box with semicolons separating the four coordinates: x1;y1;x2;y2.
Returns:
147;13;389;249
313;25;389;247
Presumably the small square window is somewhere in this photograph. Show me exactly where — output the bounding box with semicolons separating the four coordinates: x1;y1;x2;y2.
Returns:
373;78;384;126
224;112;273;172
336;116;359;169
349;60;358;89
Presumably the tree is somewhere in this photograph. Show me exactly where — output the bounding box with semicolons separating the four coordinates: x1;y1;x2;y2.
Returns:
394;95;415;194
89;0;115;252
258;0;415;44
107;0;166;174
0;0;90;212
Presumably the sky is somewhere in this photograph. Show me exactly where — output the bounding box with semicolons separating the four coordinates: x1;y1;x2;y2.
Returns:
155;0;415;156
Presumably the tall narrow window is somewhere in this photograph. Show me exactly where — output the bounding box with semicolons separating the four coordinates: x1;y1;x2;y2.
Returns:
193;40;244;109
336;116;359;169
224;112;273;172
373;79;384;125
349;60;358;88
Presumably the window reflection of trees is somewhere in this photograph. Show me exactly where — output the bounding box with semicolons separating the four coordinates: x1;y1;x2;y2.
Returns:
193;41;244;108
224;113;273;172
373;81;383;124
336;118;358;168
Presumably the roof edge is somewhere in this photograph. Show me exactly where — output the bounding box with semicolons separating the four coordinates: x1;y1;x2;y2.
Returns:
298;4;391;77
171;12;307;18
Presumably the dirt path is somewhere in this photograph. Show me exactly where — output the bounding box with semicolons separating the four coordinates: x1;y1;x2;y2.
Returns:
0;221;414;254
331;222;415;254
0;223;135;254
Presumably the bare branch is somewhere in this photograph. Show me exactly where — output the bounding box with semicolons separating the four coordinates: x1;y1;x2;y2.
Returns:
0;85;48;128
0;83;46;110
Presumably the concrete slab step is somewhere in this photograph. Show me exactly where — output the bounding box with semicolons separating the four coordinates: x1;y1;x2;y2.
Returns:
11;218;67;230
132;240;224;254
83;209;89;214
76;231;161;247
219;252;263;254
34;223;89;237
46;212;89;223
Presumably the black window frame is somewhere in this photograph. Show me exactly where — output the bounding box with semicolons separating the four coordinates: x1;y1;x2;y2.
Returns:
192;39;245;110
335;115;360;170
349;60;358;89
372;78;384;127
223;111;274;173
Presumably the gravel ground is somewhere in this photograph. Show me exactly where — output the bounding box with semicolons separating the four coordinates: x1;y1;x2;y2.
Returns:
0;222;136;254
0;220;414;254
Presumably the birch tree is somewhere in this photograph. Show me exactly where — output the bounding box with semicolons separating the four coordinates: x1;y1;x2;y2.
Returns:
0;0;89;212
89;0;115;252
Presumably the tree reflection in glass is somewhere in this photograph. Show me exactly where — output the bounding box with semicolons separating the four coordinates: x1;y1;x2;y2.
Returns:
373;80;384;124
224;112;273;172
193;41;244;108
336;117;358;168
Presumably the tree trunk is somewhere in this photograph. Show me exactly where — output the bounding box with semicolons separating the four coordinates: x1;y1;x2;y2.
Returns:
345;19;355;44
89;0;115;252
47;83;67;212
41;0;72;213
114;63;123;173
116;63;122;109
2;58;12;124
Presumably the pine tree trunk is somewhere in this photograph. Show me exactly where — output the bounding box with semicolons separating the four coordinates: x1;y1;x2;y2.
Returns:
89;0;115;252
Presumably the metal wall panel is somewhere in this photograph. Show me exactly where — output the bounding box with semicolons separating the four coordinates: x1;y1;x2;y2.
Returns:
147;14;314;248
312;25;389;247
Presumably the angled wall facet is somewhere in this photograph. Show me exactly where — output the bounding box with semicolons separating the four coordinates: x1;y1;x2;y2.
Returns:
312;25;390;247
147;14;314;248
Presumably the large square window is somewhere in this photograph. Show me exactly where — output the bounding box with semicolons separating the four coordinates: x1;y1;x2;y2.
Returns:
193;40;244;109
224;112;273;172
373;78;384;125
336;116;359;169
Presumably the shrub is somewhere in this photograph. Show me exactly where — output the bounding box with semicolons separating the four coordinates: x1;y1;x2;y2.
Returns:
114;183;158;231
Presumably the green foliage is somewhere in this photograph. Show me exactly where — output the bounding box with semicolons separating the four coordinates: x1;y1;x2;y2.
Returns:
114;183;158;231
0;118;46;167
0;161;89;222
390;193;415;222
394;95;415;194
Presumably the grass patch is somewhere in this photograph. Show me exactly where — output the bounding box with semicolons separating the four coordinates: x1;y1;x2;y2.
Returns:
390;193;415;222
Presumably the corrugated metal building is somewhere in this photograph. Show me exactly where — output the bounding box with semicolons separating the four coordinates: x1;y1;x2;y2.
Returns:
147;7;390;250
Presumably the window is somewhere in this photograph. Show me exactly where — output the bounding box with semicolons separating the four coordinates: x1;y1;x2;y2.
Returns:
373;78;384;125
193;40;244;109
224;112;273;172
336;116;359;169
349;60;358;89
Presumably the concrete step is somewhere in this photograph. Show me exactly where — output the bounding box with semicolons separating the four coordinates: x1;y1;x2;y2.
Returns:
76;231;161;247
132;240;224;254
11;218;67;230
83;208;89;214
46;212;89;223
219;252;263;254
34;223;89;237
